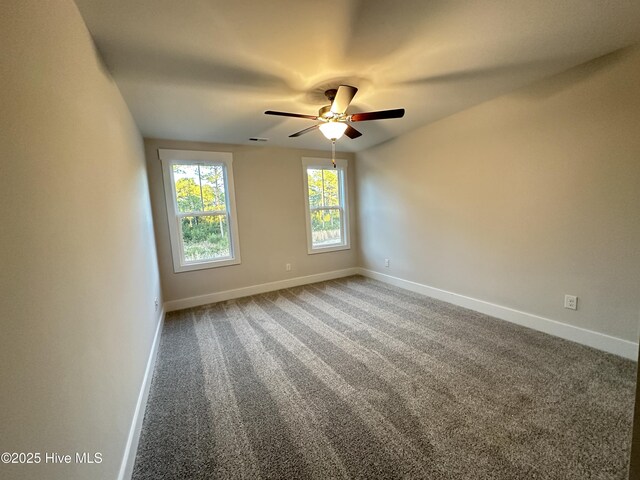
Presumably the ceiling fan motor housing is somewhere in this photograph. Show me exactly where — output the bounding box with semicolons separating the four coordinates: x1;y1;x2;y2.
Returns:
319;89;339;119
318;105;334;119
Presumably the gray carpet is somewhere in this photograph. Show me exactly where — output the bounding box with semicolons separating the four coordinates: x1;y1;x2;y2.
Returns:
132;276;636;479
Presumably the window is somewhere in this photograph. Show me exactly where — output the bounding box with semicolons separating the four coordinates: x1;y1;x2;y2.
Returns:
159;149;241;272
302;157;350;254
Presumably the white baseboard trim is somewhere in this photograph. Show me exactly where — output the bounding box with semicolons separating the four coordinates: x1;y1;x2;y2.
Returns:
358;268;638;361
118;309;165;480
164;267;360;312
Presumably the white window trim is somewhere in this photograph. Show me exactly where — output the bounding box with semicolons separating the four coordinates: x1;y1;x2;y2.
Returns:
159;148;241;273
302;157;350;255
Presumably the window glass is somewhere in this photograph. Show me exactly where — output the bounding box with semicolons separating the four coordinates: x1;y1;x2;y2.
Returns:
180;215;230;261
310;208;342;246
173;164;203;213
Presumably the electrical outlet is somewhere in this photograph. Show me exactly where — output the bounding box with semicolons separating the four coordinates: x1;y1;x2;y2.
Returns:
384;258;390;268
154;297;159;312
564;295;577;310
285;263;292;272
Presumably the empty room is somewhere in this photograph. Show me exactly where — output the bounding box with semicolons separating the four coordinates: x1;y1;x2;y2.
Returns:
2;1;640;479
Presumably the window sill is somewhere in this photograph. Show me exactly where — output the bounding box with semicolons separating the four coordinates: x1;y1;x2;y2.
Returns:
307;244;351;255
173;257;240;273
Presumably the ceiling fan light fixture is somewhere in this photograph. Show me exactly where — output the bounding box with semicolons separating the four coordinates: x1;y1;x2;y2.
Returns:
319;121;348;140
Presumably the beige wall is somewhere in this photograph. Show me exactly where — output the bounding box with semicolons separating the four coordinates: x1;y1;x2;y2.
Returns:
145;139;357;303
0;2;162;479
356;46;640;342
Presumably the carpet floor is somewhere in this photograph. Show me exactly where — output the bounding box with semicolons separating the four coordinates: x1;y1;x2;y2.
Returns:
132;276;636;479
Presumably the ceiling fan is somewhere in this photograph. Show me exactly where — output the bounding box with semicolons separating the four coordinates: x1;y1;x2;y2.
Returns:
264;85;405;141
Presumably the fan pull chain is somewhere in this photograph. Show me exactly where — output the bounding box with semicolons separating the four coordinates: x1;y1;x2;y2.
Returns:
332;140;336;168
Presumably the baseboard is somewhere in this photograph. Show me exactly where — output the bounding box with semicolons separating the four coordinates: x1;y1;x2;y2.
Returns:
118;308;165;480
164;267;360;312
358;268;638;361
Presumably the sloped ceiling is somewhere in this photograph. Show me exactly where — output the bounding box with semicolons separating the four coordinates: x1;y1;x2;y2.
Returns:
75;0;640;152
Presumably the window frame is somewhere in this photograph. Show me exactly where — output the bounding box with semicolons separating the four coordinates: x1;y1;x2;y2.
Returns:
302;157;350;255
159;149;241;273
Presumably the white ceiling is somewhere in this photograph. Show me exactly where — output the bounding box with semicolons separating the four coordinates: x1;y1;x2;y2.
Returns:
75;0;640;152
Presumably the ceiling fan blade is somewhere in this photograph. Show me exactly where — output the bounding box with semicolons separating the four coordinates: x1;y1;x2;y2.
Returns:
330;85;358;114
289;124;320;137
349;108;405;122
265;110;318;120
344;125;362;139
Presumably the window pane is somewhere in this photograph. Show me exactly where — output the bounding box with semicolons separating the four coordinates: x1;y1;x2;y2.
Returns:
322;169;340;206
199;165;227;212
180;215;230;262
173;164;203;213
307;168;341;208
307;169;324;208
310;208;342;246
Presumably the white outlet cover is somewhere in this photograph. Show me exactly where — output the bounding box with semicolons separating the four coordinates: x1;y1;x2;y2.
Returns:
564;295;578;310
